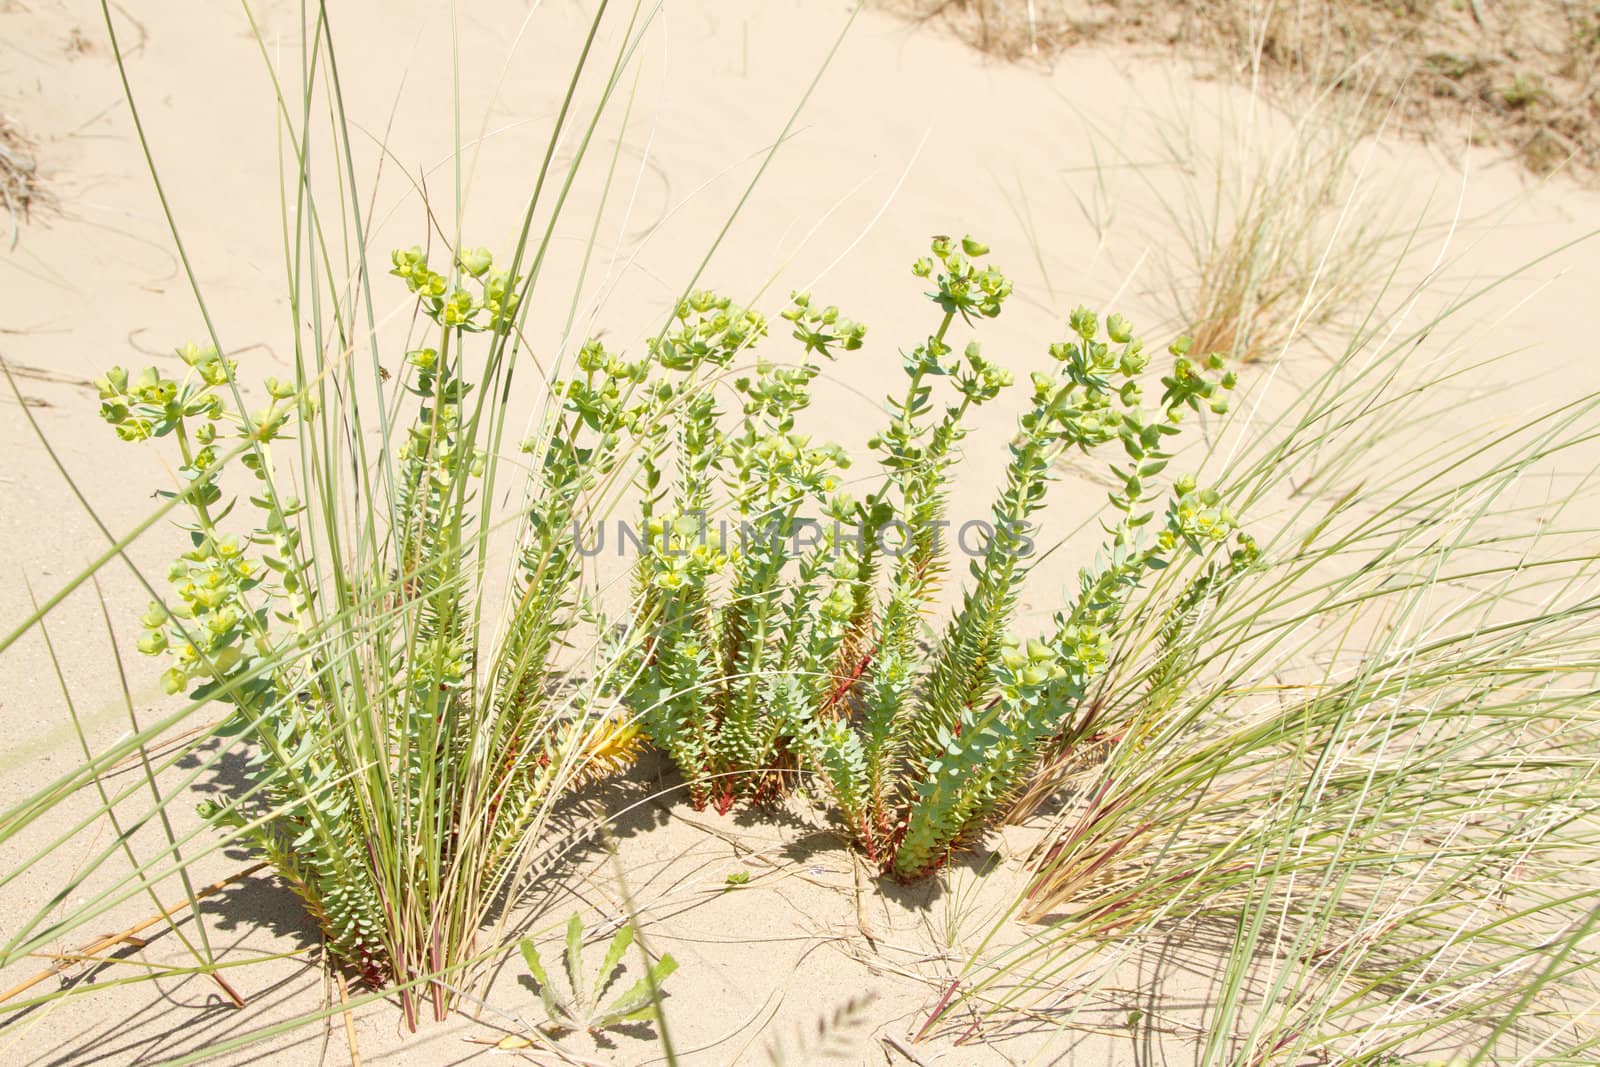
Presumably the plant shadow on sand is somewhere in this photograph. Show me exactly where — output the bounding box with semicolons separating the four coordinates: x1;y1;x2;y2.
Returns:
174;739;325;950
0;744;345;1065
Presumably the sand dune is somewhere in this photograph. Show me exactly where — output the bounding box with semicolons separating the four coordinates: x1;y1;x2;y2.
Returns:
2;1;1597;1062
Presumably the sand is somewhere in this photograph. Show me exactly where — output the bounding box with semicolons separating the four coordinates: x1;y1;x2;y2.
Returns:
2;0;1599;1063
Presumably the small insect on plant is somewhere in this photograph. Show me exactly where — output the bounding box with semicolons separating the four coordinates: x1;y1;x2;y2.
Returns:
519;914;678;1037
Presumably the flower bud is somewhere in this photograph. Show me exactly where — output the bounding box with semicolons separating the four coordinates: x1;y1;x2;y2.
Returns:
1068;306;1097;340
442;288;476;327
459;247;493;277
94;366;128;399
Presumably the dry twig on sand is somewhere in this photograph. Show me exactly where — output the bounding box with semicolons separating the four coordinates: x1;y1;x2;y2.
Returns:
0;862;266;1008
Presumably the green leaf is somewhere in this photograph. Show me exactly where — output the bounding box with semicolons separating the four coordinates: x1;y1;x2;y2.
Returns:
563;912;585;1001
593;922;634;1004
596;954;678;1028
519;938;564;1026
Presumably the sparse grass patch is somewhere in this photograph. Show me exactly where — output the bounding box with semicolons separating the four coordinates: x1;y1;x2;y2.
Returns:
1155;86;1402;364
878;0;1600;178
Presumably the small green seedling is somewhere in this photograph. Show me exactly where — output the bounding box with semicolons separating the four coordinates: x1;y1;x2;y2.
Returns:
519;914;677;1035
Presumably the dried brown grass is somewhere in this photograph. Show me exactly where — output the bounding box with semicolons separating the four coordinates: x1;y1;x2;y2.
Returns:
1162;85;1402;364
0;114;45;247
878;0;1600;178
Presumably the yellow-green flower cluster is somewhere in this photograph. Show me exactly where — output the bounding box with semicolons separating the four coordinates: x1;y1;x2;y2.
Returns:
782;292;866;360
95;356;220;443
389;245;522;334
142;533;265;695
97;339;310;702
650;290;767;371
914;234;1013;322
996;633;1069;691
1162;476;1245;551
640;510;729;592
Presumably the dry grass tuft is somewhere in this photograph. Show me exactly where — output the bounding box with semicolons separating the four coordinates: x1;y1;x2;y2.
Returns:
879;0;1600;178
1162;88;1401;364
0;114;45;247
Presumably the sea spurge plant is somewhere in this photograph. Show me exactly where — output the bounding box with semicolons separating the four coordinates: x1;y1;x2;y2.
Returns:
95;244;644;1024
618;235;1251;880
95;348;302;696
618;290;866;810
797;244;1249;879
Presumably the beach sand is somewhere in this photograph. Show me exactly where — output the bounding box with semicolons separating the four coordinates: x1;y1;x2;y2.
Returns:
3;1;1598;1062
